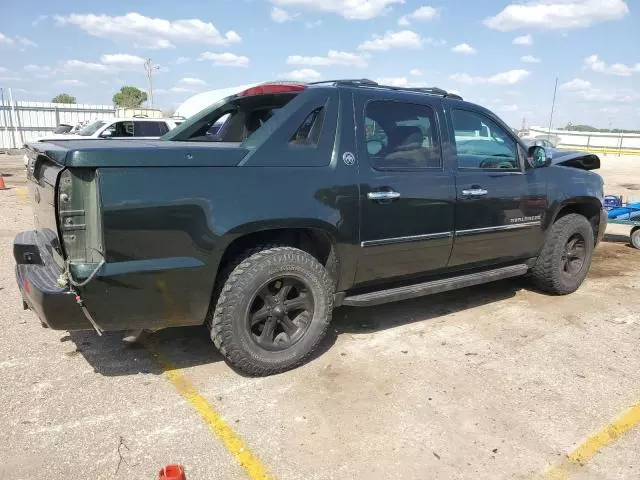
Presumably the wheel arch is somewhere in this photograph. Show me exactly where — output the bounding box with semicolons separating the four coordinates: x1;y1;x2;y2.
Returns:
216;223;342;288
548;196;603;242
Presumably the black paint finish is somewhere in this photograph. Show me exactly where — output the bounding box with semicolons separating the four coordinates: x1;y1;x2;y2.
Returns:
16;84;605;331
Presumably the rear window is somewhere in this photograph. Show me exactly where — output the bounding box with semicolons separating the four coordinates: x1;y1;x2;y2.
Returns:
134;121;169;137
169;92;299;143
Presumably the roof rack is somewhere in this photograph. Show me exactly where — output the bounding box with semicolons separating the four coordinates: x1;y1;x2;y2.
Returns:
307;79;378;87
307;79;462;100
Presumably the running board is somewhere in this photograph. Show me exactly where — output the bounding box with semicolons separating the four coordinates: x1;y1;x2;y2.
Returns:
342;264;529;307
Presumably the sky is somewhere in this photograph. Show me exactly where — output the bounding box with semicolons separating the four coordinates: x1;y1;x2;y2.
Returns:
1;0;639;129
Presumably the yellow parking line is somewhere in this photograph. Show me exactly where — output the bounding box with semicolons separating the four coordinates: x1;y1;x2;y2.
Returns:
15;186;29;203
150;347;273;480
543;401;640;478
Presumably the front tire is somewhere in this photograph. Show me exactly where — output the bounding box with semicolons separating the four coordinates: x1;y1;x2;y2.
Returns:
531;214;595;295
210;246;334;376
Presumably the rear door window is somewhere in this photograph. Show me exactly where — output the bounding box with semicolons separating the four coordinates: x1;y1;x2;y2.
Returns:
363;101;442;169
134;121;169;137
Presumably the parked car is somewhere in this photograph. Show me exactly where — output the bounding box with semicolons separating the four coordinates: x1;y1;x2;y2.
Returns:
15;79;606;376
35;117;177;142
23;117;178;165
523;137;555;149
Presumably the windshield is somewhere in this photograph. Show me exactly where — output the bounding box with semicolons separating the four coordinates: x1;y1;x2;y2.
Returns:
77;121;106;136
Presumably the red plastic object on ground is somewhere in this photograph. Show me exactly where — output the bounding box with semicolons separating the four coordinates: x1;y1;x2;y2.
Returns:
0;175;6;190
158;464;186;480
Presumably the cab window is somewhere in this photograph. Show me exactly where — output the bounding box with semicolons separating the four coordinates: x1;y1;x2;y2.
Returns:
452;110;519;170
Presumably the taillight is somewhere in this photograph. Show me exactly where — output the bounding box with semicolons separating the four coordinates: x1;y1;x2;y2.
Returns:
238;83;306;97
57;169;103;266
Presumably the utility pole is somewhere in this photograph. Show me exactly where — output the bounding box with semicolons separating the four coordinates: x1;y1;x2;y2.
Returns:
547;77;558;140
144;58;160;108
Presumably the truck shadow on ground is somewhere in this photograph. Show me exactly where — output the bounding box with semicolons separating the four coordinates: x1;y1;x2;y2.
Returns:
68;279;522;377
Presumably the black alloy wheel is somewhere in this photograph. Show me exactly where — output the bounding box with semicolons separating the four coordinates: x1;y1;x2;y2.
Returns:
562;233;586;276
247;277;314;351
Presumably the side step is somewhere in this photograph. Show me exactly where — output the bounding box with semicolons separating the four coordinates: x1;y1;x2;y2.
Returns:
342;264;529;307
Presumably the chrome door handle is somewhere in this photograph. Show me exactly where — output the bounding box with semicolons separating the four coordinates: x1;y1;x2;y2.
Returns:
367;191;401;200
461;188;488;197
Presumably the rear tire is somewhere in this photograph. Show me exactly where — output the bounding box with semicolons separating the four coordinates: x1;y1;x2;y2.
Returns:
531;214;595;295
210;246;334;376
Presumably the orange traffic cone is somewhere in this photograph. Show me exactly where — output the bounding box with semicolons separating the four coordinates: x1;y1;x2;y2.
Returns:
0;175;5;190
158;464;186;480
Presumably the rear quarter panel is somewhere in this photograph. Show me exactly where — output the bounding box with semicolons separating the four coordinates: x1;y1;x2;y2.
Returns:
81;88;361;330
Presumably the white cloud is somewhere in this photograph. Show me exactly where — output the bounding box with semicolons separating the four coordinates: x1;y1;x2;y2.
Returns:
62;60;109;73
584;54;640;76
499;104;519;112
560;78;592;91
180;77;207;86
358;30;425;51
198;52;250;67
32;15;48;26
305;20;323;28
17;36;37;48
176;56;191;64
0;67;7;73
521;55;541;63
513;34;533;45
24;64;52;73
398;5;439;25
271;7;296;23
410;68;423;76
57;79;87;87
0;32;37;49
100;54;146;66
170;87;191;93
559;77;639;102
488;69;531;84
484;0;629;31
270;0;404;20
375;77;414;87
278;68;322;81
452;43;477;55
55;13;242;49
286;50;368;67
449;73;475;85
449;69;531;85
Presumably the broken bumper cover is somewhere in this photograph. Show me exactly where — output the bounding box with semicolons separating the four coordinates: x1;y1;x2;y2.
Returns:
14;231;92;330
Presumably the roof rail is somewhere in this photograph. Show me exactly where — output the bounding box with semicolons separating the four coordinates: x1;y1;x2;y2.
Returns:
307;79;378;87
308;78;462;100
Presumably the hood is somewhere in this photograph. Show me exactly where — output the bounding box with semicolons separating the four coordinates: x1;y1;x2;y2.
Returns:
548;148;600;171
36;133;83;141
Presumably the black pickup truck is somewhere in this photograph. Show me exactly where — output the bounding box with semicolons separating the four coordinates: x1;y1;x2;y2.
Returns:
15;79;606;376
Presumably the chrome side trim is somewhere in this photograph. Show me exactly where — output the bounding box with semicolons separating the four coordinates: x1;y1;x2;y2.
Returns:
455;221;541;237
361;231;453;248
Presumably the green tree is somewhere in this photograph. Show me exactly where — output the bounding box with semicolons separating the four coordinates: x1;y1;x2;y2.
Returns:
112;86;148;108
51;93;76;104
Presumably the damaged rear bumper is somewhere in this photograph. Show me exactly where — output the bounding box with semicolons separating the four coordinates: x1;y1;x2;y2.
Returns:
14;230;93;331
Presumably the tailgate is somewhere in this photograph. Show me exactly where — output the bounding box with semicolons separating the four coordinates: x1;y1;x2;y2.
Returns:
25;147;65;268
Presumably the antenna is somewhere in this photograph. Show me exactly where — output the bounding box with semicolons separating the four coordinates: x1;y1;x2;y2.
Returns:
144;58;161;108
547;77;558;140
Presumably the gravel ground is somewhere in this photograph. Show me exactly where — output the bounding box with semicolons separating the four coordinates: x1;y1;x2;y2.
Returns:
0;152;639;480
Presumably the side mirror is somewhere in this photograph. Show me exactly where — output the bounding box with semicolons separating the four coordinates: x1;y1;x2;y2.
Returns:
528;145;552;168
99;129;113;138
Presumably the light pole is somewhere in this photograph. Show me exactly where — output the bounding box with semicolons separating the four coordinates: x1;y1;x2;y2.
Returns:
144;58;160;108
